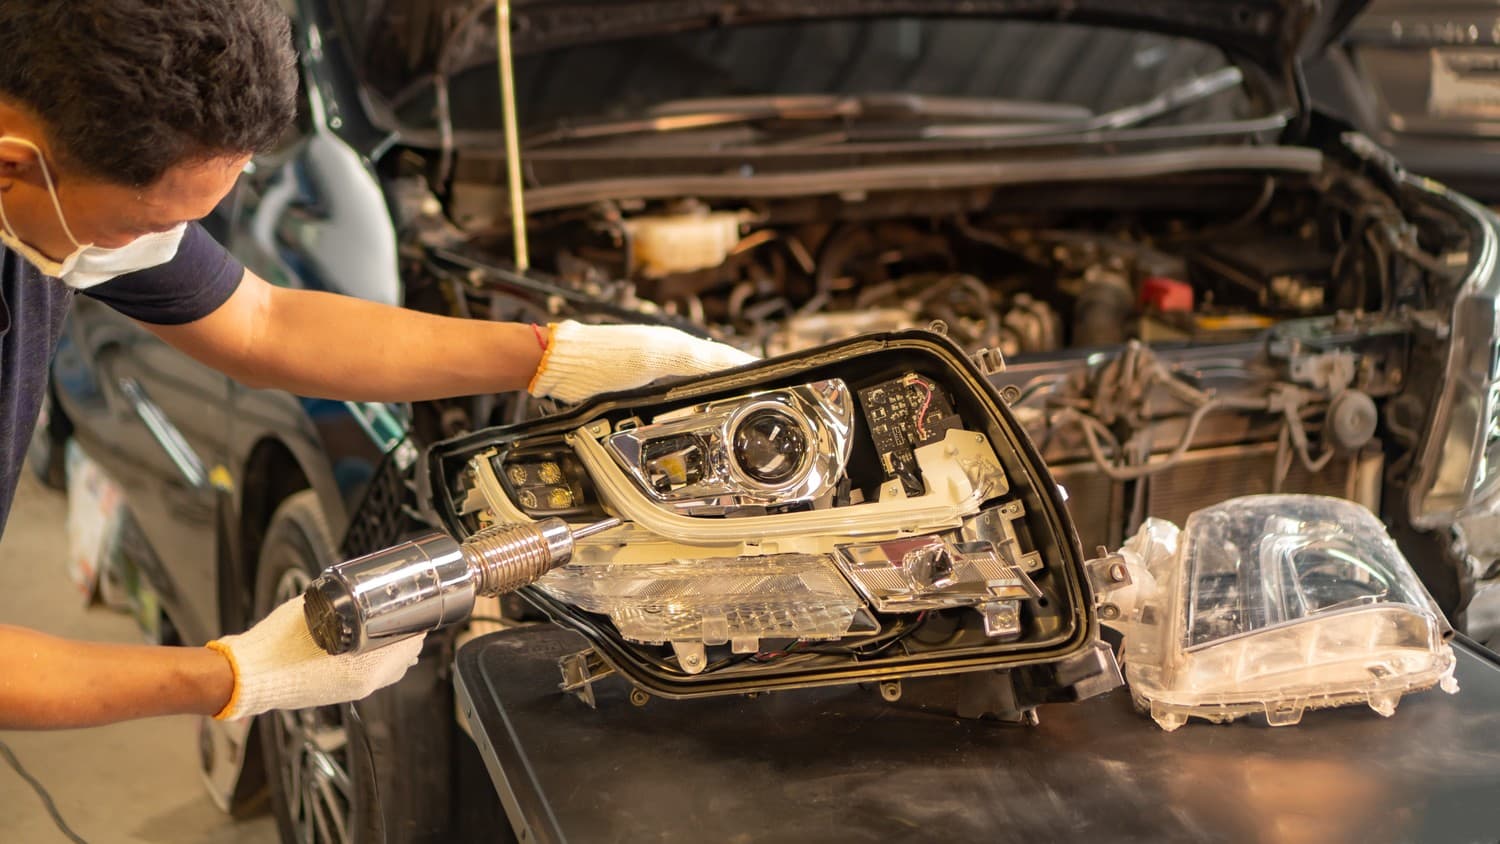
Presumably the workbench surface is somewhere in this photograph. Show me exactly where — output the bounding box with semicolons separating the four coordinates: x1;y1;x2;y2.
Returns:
455;626;1500;843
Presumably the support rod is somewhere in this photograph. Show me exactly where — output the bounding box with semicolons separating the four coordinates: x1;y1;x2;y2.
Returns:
497;0;530;270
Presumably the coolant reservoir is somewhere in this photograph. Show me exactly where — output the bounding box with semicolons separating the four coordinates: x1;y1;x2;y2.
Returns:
623;208;749;277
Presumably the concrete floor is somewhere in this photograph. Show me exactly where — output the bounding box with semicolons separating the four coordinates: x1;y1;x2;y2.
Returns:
0;468;278;844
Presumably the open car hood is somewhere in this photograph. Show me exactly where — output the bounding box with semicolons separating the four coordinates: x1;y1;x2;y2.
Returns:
334;0;1368;127
505;0;1365;63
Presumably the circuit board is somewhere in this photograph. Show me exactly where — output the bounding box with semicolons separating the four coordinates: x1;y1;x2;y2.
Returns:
857;373;964;497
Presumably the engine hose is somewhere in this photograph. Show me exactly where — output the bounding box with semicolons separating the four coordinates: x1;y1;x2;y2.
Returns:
814;223;870;297
1059;394;1270;482
1279;406;1337;475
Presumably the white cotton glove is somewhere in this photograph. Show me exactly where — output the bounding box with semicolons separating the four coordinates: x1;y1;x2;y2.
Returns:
205;594;424;720
528;319;759;404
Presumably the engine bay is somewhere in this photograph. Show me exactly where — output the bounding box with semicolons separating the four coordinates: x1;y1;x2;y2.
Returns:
440;167;1455;363
406;161;1471;698
412;166;1463;546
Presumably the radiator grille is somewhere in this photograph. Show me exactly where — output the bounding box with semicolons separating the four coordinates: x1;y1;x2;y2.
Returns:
338;442;428;559
1050;462;1123;556
1047;442;1383;555
1145;442;1382;529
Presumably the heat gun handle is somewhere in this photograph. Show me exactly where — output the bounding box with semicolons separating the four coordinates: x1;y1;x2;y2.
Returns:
303;532;476;656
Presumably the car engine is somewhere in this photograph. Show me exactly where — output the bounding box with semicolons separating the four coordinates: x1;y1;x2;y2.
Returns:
400;163;1462;581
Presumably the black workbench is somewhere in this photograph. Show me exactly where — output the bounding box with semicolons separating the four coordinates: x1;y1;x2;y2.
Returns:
455;626;1500;843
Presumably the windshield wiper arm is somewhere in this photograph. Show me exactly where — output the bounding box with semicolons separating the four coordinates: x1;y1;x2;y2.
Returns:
525;92;1093;147
525;110;787;146
648;93;1090;122
1094;66;1245;130
922;66;1245;141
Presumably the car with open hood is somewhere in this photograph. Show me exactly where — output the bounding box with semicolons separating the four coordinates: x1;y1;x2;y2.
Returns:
47;0;1500;841
1310;0;1500;203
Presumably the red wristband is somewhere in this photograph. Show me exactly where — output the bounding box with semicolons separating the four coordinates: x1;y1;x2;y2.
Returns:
531;323;549;350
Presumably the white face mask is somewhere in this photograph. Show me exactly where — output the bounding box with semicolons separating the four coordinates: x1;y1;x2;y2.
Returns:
0;136;185;289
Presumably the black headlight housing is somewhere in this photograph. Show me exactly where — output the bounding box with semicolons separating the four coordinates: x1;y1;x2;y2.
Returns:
420;330;1116;706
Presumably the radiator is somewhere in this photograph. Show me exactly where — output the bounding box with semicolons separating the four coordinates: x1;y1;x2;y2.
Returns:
1049;441;1383;556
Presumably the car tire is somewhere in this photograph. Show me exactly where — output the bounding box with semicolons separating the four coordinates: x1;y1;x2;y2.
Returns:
27;387;70;491
253;490;455;844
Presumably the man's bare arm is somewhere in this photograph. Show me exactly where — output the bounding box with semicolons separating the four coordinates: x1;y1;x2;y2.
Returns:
0;626;232;729
145;269;545;402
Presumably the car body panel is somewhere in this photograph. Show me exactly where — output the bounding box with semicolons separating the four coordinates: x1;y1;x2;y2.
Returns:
53;297;231;644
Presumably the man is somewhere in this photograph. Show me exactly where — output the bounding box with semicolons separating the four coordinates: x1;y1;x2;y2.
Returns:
0;1;753;729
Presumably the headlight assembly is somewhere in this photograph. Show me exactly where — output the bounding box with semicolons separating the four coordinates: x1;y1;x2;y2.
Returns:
421;331;1113;706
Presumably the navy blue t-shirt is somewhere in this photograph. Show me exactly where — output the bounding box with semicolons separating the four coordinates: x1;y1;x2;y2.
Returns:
0;222;243;533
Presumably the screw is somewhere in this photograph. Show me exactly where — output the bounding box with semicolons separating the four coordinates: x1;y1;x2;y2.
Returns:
1000;385;1022;404
1100;604;1121;621
879;681;902;703
629;688;651;707
1109;563;1128;583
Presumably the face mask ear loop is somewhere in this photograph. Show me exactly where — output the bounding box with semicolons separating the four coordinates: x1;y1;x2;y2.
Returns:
0;189;19;241
0;137;83;249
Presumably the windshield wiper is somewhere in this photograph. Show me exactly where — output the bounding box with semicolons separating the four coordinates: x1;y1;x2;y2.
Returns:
526;68;1247;150
524;93;1092;147
919;66;1245;141
649;93;1091;122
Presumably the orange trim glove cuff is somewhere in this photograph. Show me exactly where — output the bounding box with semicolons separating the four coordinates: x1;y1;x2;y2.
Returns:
205;594;424;721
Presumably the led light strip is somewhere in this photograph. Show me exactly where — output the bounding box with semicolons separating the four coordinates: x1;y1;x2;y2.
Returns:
562;426;1006;543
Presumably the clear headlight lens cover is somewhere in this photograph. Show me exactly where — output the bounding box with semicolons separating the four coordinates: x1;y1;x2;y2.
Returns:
537;553;869;663
1111;495;1458;730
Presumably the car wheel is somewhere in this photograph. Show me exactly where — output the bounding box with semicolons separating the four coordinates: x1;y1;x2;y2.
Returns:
27;386;70;491
253;490;455;843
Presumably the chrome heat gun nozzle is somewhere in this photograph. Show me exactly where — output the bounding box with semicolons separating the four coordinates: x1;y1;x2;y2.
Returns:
303;516;621;655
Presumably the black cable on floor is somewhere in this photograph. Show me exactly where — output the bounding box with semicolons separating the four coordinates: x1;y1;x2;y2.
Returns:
0;739;90;844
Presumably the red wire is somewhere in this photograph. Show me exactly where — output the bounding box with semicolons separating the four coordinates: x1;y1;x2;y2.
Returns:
905;375;934;440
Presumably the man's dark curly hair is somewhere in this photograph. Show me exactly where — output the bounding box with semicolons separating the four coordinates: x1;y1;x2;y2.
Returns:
0;0;298;187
